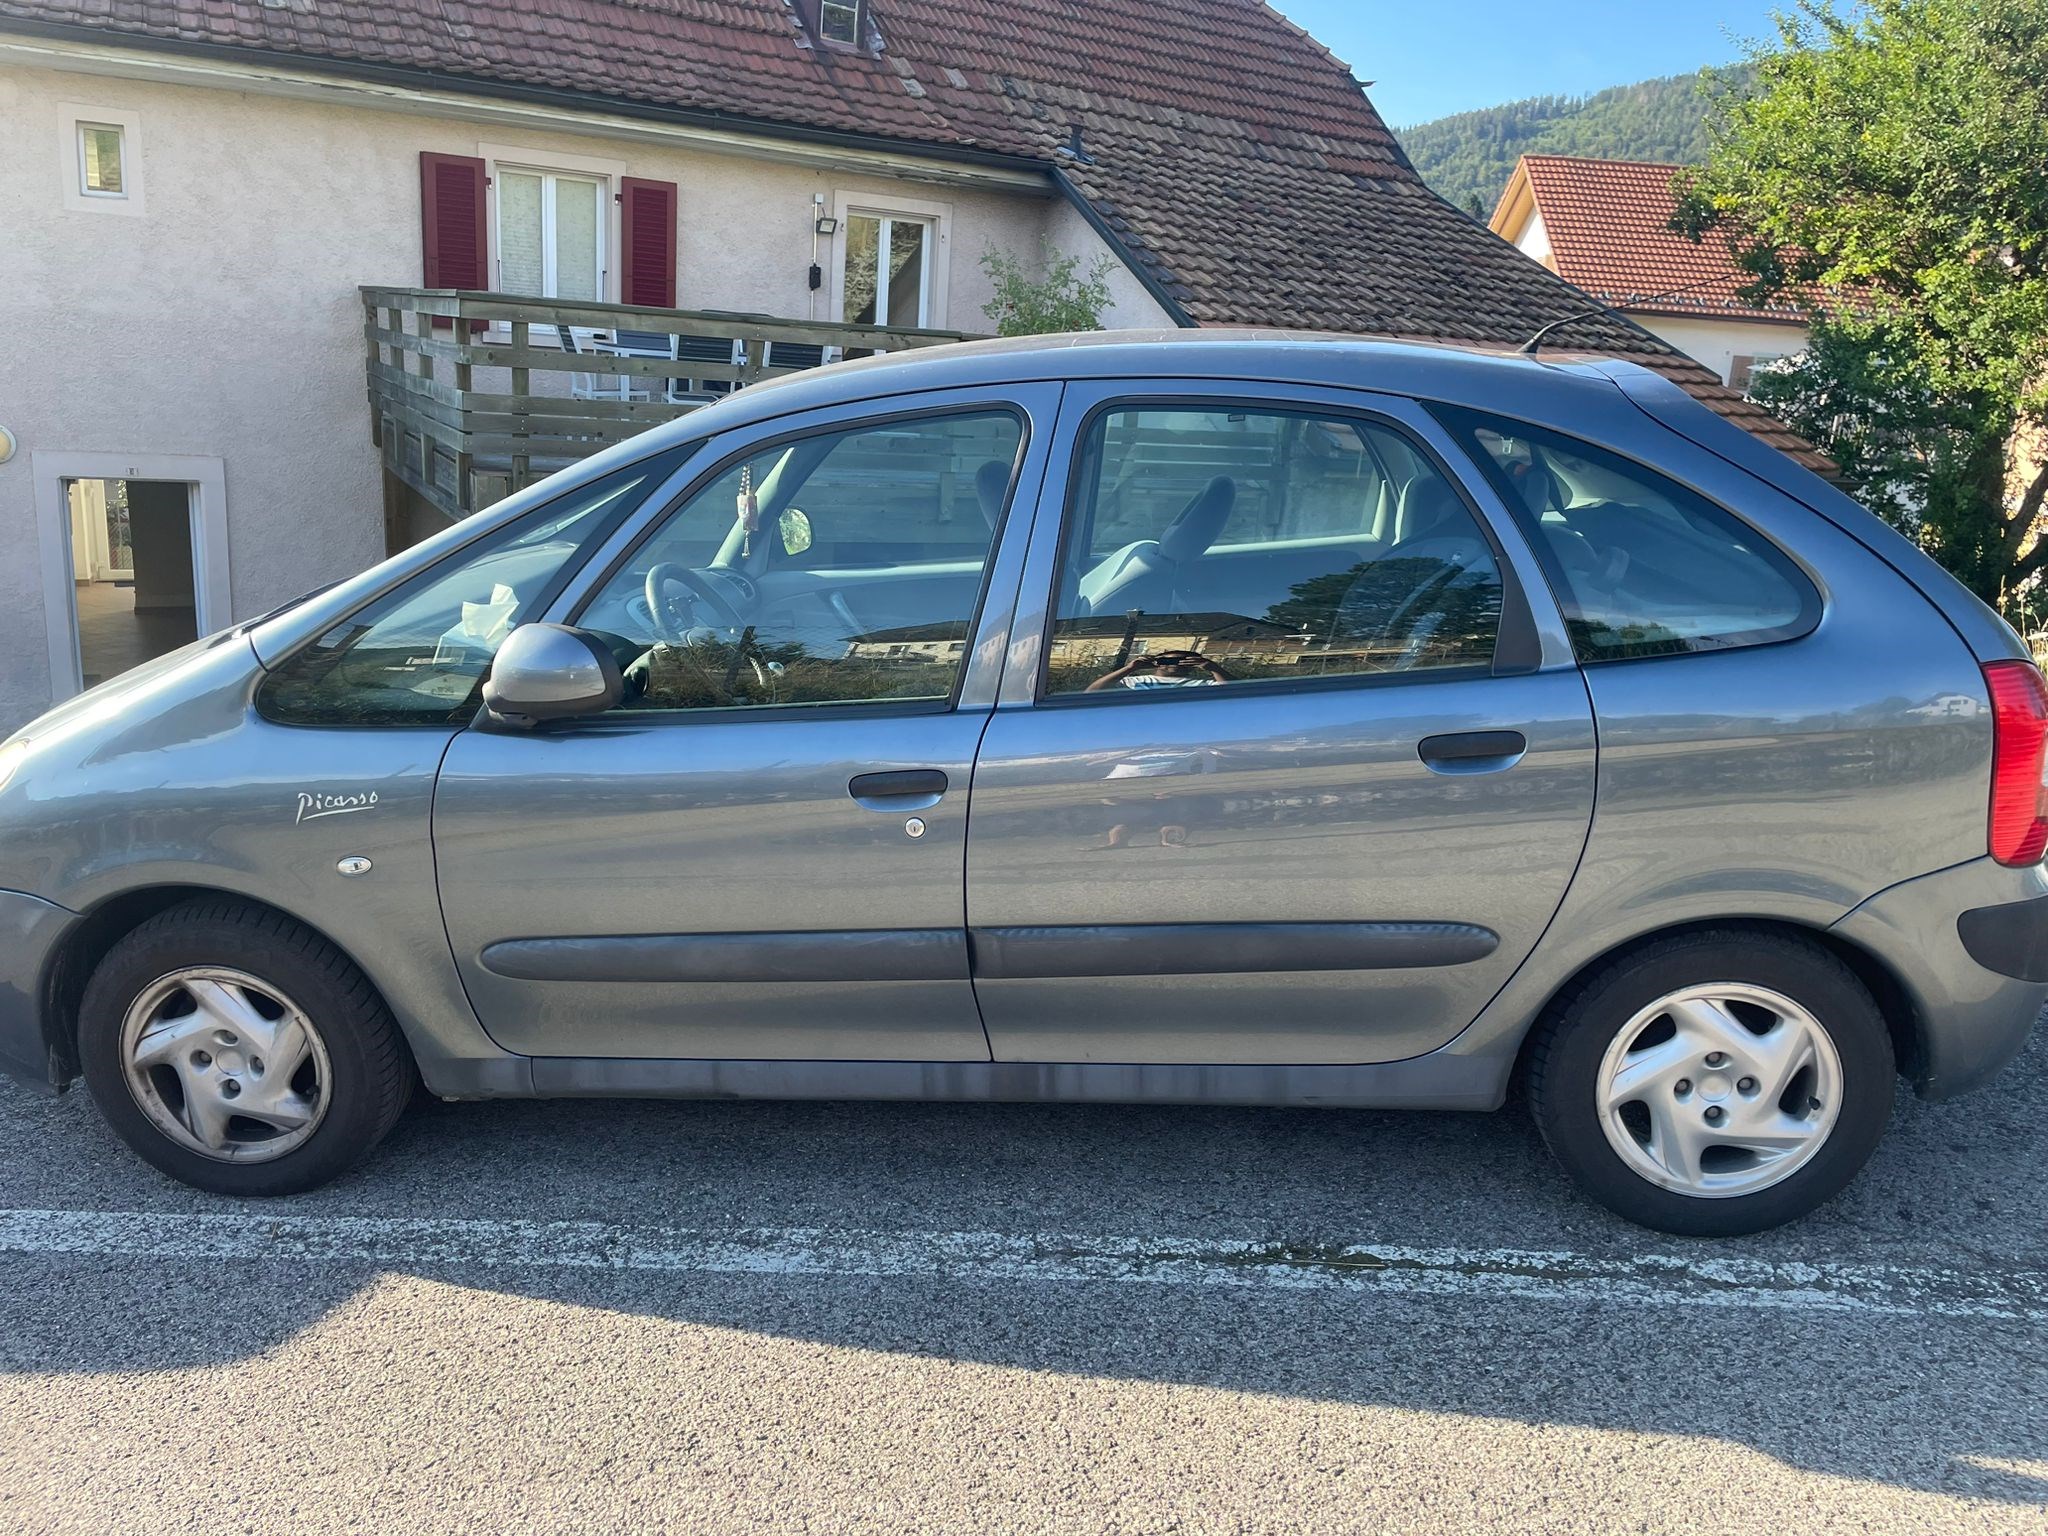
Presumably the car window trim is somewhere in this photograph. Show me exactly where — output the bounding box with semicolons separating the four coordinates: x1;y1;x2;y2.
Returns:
1429;403;1824;664
1030;391;1544;708
557;399;1035;724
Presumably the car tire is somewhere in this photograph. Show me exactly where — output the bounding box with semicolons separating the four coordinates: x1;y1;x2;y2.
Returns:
1526;928;1895;1237
78;899;414;1196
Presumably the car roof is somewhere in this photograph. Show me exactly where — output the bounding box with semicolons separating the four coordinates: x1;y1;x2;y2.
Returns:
663;329;1642;442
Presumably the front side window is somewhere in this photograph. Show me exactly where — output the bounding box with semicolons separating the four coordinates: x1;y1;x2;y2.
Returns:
574;410;1023;712
258;463;669;726
1436;407;1817;662
844;214;933;329
1043;405;1503;697
78;122;124;196
497;167;604;301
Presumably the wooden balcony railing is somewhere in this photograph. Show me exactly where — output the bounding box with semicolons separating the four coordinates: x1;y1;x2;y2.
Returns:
362;286;981;524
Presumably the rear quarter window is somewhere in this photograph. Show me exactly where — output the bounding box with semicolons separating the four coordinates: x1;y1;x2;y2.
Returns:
1434;407;1819;662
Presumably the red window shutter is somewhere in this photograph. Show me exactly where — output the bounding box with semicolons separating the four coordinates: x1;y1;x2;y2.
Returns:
420;152;488;291
620;177;678;308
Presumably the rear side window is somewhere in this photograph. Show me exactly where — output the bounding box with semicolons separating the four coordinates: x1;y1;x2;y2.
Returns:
1044;404;1503;696
1436;408;1818;662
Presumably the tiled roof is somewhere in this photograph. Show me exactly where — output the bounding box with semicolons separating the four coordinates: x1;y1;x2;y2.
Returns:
2;1;1833;470
1502;155;1810;325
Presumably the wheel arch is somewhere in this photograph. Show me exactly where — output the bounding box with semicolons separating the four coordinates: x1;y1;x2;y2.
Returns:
40;884;397;1087
1515;916;1926;1091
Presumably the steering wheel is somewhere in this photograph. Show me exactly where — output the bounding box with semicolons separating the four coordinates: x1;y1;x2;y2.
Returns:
644;562;748;643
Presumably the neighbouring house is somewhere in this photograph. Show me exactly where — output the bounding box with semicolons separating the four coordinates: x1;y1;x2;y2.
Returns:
1489;154;1814;392
0;1;1819;732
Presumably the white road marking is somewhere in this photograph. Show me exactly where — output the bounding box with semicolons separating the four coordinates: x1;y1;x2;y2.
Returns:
0;1207;2042;1322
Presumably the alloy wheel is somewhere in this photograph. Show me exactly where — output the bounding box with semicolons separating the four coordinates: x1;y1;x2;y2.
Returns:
1595;982;1843;1199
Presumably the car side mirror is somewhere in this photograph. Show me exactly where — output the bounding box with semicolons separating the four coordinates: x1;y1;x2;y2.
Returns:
481;623;623;729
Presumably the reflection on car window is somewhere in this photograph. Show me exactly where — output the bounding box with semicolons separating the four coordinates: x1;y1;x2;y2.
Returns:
257;465;663;726
575;411;1022;712
1044;406;1501;697
1434;407;1817;662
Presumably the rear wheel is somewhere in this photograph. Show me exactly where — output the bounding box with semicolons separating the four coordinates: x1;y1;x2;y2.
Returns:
78;900;413;1195
1526;930;1895;1236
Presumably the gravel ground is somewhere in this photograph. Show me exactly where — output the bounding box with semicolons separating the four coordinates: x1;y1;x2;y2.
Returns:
0;1022;2043;1535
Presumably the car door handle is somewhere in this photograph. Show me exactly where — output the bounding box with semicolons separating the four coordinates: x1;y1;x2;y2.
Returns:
1417;730;1528;773
849;769;949;809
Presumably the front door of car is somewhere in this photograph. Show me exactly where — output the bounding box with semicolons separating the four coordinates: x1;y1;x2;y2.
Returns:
964;383;1597;1065
432;386;1060;1061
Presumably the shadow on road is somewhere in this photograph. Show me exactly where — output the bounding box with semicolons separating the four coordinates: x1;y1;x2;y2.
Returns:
1;1027;2043;1505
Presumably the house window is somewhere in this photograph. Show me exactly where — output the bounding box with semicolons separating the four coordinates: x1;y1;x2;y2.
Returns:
844;213;934;329
819;0;863;44
1728;353;1787;393
496;167;605;301
77;122;125;196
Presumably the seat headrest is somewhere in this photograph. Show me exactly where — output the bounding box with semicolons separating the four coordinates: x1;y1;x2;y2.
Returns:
1158;477;1236;562
1397;478;1462;546
973;460;1011;531
1508;460;1562;518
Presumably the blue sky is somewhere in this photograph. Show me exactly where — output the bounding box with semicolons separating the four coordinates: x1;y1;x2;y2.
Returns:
1270;1;1792;126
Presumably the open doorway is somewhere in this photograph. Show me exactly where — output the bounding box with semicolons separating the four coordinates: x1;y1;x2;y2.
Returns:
65;477;200;688
31;451;230;706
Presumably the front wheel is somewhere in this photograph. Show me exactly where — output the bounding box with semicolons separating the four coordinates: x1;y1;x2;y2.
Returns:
1526;930;1895;1236
78;899;414;1195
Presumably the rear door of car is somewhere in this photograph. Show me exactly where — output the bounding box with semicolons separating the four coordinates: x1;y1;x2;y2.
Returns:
964;380;1597;1065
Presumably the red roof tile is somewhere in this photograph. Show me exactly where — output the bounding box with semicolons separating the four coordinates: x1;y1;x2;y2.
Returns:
1503;155;1810;325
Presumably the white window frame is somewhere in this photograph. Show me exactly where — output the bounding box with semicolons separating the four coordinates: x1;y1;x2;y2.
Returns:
30;452;231;703
59;103;144;216
493;165;609;300
818;0;864;46
831;190;952;330
478;142;626;344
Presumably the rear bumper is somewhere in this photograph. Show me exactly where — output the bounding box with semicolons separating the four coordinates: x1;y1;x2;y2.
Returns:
1832;858;2048;1102
0;889;79;1092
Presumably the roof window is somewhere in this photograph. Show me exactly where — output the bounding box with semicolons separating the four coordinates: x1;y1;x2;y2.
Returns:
798;0;869;50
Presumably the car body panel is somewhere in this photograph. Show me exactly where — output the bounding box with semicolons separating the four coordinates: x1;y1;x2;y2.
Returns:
966;668;1596;1062
435;709;997;1060
1831;855;2048;1101
0;890;80;1089
0;640;508;1090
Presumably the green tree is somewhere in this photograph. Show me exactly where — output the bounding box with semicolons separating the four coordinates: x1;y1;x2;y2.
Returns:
1672;0;2048;608
980;242;1114;336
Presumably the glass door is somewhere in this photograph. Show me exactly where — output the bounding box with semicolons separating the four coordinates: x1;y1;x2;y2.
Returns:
844;213;932;329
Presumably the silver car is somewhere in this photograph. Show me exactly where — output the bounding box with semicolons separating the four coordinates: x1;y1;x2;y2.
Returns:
3;334;2043;1236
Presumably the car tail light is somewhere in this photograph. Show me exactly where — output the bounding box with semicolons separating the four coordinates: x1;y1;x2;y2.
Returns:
1984;660;2048;866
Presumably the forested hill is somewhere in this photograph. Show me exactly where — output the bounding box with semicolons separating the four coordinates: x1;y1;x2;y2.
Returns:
1397;70;1743;218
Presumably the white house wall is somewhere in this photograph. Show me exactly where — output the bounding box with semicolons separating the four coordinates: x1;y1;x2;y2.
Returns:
1045;197;1178;330
1630;313;1809;390
0;55;1145;729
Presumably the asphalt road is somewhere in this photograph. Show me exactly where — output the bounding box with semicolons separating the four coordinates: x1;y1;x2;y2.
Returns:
1;1022;2044;1535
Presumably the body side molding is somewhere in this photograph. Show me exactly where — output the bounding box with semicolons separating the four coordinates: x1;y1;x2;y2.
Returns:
969;921;1499;979
479;929;967;984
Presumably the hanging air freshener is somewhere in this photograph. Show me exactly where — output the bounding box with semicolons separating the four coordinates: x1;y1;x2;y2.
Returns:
737;462;760;558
